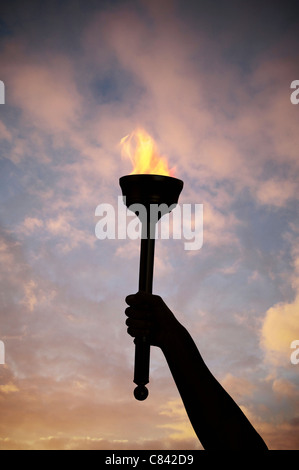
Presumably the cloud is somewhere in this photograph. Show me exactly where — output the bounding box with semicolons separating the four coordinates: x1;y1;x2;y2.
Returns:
21;217;43;234
4;52;82;133
45;214;95;252
238;404;299;450
260;238;299;365
21;280;38;312
221;373;256;401
255;179;298;208
257;236;299;449
18;213;95;253
0;225;200;450
158;399;200;444
0;120;12;141
272;378;298;399
0;382;20;394
260;294;299;365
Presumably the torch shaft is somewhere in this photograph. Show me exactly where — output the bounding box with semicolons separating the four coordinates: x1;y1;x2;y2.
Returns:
138;229;155;293
133;222;155;399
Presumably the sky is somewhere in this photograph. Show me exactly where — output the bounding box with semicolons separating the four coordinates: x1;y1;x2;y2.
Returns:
0;0;299;450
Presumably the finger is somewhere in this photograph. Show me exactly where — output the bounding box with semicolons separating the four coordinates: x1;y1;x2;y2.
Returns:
125;293;138;306
125;306;150;319
126;317;150;329
127;326;150;338
125;291;152;307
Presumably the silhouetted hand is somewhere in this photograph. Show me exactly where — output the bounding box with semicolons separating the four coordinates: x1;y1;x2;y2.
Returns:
124;291;268;450
125;291;182;349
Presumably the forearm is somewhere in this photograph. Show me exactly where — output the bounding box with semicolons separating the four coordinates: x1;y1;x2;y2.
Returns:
161;323;267;450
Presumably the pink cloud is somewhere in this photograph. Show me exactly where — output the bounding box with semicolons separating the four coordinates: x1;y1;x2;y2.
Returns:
2;43;82;133
0;120;12;141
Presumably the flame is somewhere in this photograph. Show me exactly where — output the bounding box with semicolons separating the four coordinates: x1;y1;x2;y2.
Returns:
120;128;174;176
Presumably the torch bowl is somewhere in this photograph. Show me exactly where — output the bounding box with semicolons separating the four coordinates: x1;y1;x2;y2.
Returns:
119;174;184;220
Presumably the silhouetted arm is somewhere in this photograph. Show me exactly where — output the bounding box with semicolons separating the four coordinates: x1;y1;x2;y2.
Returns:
125;291;268;450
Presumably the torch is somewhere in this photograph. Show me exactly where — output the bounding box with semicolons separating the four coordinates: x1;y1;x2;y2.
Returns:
119;130;184;401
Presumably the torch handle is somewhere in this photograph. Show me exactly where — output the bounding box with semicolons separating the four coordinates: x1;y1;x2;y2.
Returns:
138;234;155;293
133;223;155;401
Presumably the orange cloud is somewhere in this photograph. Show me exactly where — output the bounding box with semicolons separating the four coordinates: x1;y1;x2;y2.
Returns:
260;240;299;365
0;382;19;394
260;295;299;365
221;373;256;401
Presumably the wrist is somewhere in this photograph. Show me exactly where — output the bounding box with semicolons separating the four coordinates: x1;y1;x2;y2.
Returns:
159;319;186;351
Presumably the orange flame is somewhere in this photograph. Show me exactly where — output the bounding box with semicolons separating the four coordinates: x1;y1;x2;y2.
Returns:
120;128;174;176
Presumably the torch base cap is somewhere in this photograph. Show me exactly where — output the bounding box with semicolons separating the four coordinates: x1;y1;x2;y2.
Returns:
134;385;149;401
